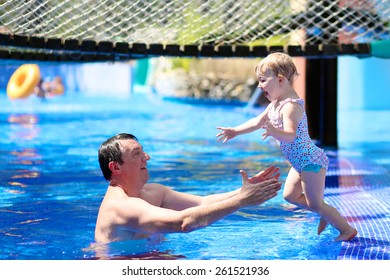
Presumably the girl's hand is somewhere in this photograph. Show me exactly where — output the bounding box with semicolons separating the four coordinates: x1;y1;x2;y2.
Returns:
216;127;237;143
258;113;270;128
260;120;276;141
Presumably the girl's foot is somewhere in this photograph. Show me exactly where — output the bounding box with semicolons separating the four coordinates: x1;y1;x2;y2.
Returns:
334;228;358;242
317;218;328;235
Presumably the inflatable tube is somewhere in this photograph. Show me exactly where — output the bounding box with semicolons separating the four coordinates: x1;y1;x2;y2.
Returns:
370;40;390;58
7;64;41;99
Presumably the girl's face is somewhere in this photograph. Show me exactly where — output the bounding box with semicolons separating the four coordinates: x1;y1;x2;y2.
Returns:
257;69;280;102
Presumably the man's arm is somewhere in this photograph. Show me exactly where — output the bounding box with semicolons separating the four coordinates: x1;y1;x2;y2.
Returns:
116;171;281;234
161;166;280;210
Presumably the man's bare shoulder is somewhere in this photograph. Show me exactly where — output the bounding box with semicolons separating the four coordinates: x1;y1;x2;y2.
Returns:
143;182;166;190
142;182;169;207
99;187;144;212
95;194;153;243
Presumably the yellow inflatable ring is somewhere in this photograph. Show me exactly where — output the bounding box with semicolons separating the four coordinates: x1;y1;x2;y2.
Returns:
7;64;41;99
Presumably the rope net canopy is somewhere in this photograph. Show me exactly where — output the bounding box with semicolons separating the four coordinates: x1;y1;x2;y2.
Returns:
0;0;390;62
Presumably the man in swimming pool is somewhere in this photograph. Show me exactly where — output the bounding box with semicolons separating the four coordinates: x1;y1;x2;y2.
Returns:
94;133;282;243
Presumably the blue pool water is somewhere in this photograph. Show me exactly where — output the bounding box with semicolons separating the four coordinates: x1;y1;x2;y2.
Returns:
0;91;350;260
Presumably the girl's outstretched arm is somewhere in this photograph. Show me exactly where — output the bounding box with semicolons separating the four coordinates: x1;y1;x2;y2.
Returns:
216;106;270;143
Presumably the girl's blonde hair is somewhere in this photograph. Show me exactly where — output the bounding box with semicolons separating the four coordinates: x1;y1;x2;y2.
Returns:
255;52;299;83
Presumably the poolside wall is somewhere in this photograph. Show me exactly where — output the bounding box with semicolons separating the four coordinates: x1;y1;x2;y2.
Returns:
71;62;133;97
0;62;133;97
338;56;390;147
1;57;390;148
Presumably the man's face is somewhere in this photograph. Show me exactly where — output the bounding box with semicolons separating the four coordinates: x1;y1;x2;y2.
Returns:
118;139;150;186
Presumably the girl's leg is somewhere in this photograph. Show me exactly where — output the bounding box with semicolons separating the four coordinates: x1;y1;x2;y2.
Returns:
283;168;327;234
283;167;307;208
301;169;357;241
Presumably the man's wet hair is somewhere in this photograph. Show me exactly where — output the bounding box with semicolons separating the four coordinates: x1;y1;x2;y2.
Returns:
98;133;138;181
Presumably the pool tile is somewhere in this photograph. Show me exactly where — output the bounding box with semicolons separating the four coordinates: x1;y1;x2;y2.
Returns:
324;154;390;260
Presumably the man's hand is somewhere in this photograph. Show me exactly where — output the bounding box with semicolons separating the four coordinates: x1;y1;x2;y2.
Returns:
248;166;280;184
239;170;281;207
